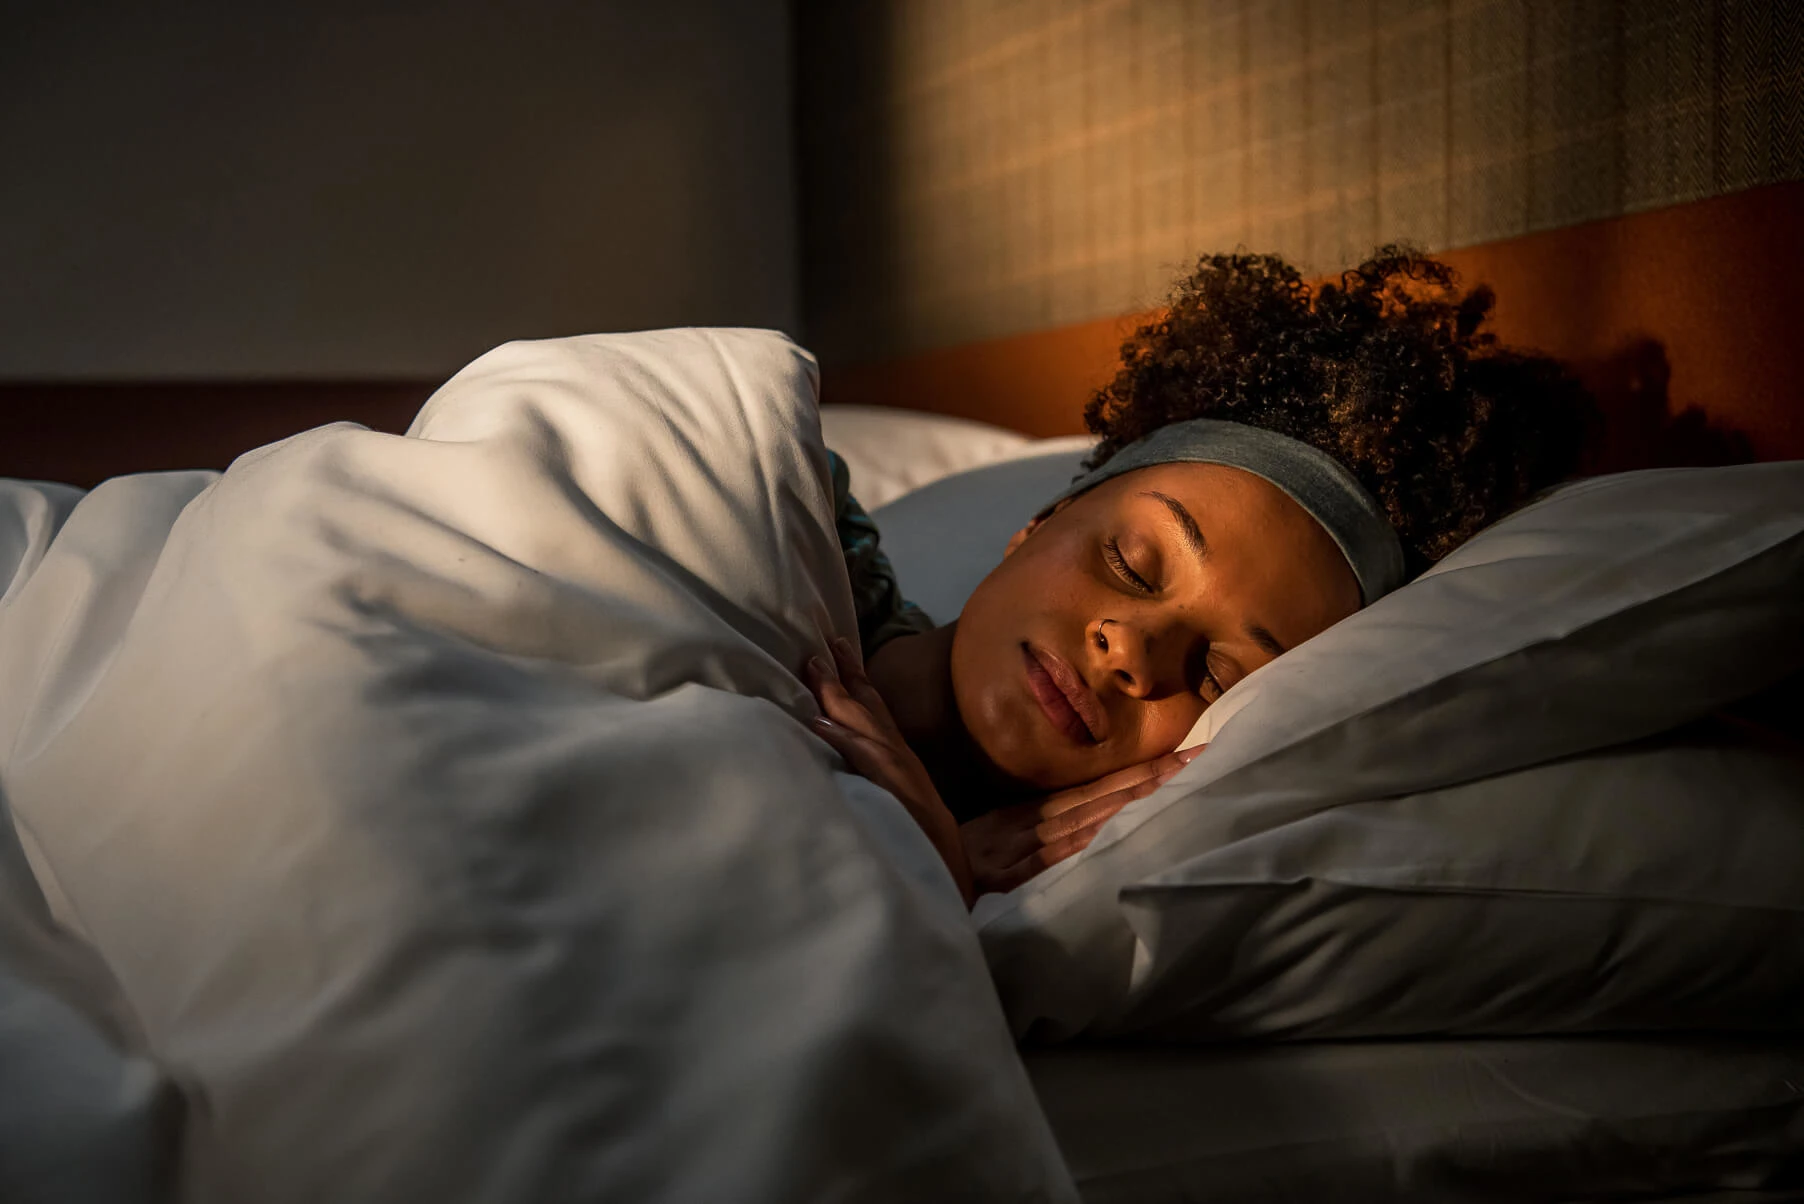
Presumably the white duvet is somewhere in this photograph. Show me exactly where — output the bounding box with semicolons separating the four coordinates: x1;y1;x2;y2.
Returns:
0;330;1075;1203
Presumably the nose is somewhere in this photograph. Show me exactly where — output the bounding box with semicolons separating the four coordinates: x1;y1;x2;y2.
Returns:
1090;618;1189;700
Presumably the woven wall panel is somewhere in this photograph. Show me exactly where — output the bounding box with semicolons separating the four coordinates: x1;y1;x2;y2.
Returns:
796;0;1803;363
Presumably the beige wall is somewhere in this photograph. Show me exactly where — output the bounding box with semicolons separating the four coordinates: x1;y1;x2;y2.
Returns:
0;1;797;379
797;0;1803;364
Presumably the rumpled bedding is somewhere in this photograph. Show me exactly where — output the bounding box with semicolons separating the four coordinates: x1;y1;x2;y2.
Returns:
0;330;1075;1203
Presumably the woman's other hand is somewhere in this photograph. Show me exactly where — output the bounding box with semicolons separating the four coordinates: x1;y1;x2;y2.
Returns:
960;746;1202;898
806;637;977;907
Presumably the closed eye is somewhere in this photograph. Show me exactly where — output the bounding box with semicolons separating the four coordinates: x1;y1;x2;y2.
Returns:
1188;647;1226;700
1104;538;1153;593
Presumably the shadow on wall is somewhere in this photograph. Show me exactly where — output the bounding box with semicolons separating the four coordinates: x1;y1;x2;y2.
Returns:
1572;337;1754;476
792;2;903;364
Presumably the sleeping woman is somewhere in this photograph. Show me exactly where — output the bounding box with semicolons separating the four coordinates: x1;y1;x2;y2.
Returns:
803;247;1595;907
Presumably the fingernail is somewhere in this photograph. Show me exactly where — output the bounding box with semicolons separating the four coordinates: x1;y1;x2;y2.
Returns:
810;714;839;731
833;636;855;656
1178;745;1205;763
808;656;831;678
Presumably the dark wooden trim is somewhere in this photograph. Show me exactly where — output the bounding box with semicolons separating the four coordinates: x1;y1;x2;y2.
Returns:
0;381;437;489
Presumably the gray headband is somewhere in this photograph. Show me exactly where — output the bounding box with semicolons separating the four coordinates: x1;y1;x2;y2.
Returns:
1040;419;1407;604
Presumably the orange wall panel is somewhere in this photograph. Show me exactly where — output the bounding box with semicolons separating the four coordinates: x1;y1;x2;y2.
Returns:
822;181;1804;465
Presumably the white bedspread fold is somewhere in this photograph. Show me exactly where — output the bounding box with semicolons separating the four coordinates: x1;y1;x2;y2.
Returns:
0;330;1074;1203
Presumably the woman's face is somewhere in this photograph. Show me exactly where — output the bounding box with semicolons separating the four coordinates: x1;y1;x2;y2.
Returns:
950;462;1362;791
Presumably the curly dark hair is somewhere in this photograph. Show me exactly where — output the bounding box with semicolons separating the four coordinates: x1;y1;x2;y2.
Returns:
1083;246;1596;575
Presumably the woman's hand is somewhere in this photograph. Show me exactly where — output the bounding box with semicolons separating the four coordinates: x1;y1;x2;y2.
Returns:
960;747;1202;898
805;638;977;907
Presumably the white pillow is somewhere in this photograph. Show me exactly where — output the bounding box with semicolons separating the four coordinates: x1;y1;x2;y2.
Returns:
867;457;1804;1039
872;448;1093;624
1;330;1077;1202
1120;721;1804;1039
820;405;1043;509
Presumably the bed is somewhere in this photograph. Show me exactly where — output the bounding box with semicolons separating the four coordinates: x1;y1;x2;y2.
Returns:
831;403;1804;1203
2;340;1800;1203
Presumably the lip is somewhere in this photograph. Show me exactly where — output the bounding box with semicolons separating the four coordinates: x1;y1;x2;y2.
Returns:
1022;643;1107;745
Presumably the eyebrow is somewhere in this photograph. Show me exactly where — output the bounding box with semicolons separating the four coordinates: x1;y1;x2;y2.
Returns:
1139;490;1207;563
1137;490;1289;660
1245;623;1289;659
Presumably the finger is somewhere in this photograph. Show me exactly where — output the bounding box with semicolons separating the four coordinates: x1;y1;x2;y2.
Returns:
1034;792;1133;845
822;664;898;740
1039;744;1206;819
802;654;835;694
1035;765;1183;843
803;656;852;717
806;656;891;740
829;637;873;693
830;637;897;724
815;679;887;741
1039;758;1169;819
1043;759;1167;816
812;718;931;810
1035;823;1104;874
809;714;882;770
829;636;863;679
1034;776;1153;845
987;824;1106;895
962;801;1049;869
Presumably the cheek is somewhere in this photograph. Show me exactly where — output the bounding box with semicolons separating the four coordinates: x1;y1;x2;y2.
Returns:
949;621;1054;787
948;542;1098;784
950;567;1049;739
948;572;1025;746
959;534;1089;635
1131;695;1208;757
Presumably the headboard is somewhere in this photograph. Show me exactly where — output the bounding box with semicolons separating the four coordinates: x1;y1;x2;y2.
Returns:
820;180;1804;471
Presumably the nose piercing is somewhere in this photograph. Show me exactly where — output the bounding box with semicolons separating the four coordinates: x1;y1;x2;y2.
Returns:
1096;620;1112;652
